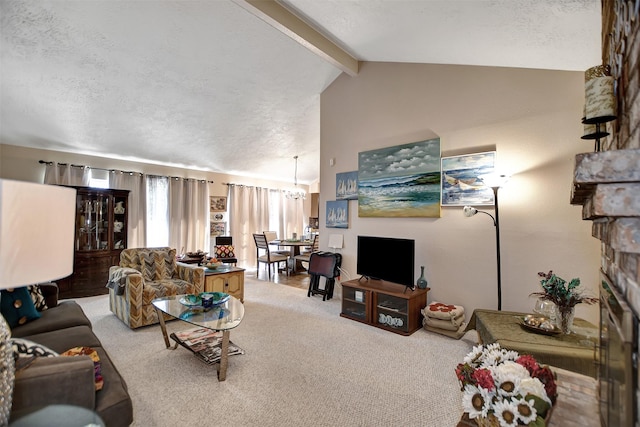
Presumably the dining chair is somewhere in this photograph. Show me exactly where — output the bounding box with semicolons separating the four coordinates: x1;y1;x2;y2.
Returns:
293;234;319;271
262;230;290;256
253;233;289;280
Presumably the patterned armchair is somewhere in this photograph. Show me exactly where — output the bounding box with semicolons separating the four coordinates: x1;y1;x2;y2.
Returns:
108;247;204;329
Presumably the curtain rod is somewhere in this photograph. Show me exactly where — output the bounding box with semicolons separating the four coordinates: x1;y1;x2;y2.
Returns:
39;160;214;183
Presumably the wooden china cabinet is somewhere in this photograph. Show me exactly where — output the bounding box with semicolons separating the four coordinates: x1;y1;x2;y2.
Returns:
57;186;129;298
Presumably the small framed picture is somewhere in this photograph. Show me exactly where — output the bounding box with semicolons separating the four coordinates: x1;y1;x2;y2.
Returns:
210;196;227;212
210;221;226;236
326;200;348;228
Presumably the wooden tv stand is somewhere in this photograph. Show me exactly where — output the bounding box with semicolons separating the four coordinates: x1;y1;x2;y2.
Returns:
340;278;429;335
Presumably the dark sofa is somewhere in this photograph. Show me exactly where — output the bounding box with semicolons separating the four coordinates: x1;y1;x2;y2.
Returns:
10;283;133;426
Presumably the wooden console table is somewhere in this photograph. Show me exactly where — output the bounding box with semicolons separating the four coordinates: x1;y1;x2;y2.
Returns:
466;309;598;378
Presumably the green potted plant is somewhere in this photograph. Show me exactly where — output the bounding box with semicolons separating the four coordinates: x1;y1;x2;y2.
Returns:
530;270;598;333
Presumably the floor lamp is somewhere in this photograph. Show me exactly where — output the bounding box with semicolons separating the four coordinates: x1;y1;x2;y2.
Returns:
463;174;509;311
0;180;76;424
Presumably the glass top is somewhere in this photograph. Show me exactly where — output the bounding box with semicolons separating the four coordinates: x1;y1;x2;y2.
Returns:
152;295;244;331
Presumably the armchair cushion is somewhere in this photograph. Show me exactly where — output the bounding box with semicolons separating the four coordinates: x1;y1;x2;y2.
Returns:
138;248;177;281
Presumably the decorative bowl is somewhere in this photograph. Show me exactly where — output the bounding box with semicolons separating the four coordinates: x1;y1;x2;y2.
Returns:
204;262;223;270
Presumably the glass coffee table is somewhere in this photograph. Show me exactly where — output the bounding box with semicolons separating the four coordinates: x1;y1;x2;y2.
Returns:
152;294;244;381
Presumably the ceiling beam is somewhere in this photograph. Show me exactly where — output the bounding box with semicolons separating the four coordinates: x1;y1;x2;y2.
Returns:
234;0;359;76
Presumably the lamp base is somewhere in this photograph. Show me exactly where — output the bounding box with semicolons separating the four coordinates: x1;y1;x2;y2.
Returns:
0;313;15;426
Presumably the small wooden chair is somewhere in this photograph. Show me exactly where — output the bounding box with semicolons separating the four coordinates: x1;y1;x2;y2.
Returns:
214;236;238;265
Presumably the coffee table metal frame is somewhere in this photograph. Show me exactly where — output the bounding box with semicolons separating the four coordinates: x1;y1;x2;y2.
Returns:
152;294;244;381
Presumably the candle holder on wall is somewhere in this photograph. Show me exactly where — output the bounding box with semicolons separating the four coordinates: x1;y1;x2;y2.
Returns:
581;65;617;152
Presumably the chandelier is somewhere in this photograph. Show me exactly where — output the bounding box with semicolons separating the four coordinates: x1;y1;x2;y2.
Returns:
285;155;306;200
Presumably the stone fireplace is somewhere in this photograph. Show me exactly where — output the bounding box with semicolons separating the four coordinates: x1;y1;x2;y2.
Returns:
570;0;640;425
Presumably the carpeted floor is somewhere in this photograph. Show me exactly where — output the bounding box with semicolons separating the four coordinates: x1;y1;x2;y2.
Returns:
75;278;478;426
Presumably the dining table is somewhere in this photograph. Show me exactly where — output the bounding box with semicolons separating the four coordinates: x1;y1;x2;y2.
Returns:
269;239;314;273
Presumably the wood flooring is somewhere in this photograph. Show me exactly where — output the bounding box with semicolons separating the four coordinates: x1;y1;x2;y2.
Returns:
249;266;310;291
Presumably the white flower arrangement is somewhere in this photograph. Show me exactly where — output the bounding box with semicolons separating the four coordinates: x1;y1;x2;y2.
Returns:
455;343;557;427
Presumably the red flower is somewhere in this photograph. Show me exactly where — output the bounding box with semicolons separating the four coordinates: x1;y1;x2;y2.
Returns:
516;354;538;375
472;368;495;391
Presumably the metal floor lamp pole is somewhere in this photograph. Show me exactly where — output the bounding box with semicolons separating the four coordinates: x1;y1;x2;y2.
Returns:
493;186;502;311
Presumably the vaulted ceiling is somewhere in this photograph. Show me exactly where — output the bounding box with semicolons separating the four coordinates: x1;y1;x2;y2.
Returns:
0;0;601;184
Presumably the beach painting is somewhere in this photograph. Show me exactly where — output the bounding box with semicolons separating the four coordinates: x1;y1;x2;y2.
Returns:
336;171;358;200
358;138;441;217
441;151;496;206
326;200;348;228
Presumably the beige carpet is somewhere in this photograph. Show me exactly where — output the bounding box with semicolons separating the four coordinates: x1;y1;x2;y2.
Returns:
75;277;478;426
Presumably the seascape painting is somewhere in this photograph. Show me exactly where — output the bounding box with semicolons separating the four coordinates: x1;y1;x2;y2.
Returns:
336;171;358;200
326;200;348;228
358;138;441;218
441;152;496;206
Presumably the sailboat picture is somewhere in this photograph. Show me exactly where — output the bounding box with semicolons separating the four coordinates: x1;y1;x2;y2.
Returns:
441;151;496;206
336;171;358;200
326;200;348;228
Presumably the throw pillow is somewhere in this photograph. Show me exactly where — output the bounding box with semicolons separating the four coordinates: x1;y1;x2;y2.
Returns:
27;285;48;311
11;338;59;359
61;346;104;391
1;288;42;328
215;245;235;258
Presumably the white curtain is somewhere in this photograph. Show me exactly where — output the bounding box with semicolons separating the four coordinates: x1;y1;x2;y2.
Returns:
146;176;169;247
43;163;91;186
169;178;209;253
270;190;304;241
110;171;146;248
228;185;269;270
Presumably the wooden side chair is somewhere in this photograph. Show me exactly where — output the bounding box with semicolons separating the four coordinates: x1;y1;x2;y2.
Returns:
214;236;238;265
253;233;289;280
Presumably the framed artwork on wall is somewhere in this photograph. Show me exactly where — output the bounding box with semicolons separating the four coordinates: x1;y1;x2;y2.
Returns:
441;151;496;206
210;196;227;212
358;138;441;218
326;200;348;228
336;171;358;200
210;221;226;236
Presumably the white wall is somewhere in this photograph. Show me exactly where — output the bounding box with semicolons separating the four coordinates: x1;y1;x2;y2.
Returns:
320;62;600;323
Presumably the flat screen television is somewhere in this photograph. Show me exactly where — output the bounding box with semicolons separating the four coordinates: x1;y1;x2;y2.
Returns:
357;235;415;288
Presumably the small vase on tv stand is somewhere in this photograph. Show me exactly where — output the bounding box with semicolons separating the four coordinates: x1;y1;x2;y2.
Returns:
417;266;428;289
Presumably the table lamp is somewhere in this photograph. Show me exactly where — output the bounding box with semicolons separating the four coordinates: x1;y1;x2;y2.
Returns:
0;179;76;425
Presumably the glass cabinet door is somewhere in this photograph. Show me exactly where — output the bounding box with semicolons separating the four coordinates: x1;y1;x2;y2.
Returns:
76;192;110;252
112;193;127;249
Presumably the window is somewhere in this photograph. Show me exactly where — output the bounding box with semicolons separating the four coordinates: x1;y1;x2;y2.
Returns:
146;176;169;247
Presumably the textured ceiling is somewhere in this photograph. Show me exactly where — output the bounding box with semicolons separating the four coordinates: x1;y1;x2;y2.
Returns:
0;0;601;184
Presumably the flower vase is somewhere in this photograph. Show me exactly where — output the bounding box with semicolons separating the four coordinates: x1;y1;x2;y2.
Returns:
554;305;575;334
416;266;428;289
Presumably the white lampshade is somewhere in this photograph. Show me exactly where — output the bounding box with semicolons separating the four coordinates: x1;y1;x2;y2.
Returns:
0;180;76;289
480;173;510;189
